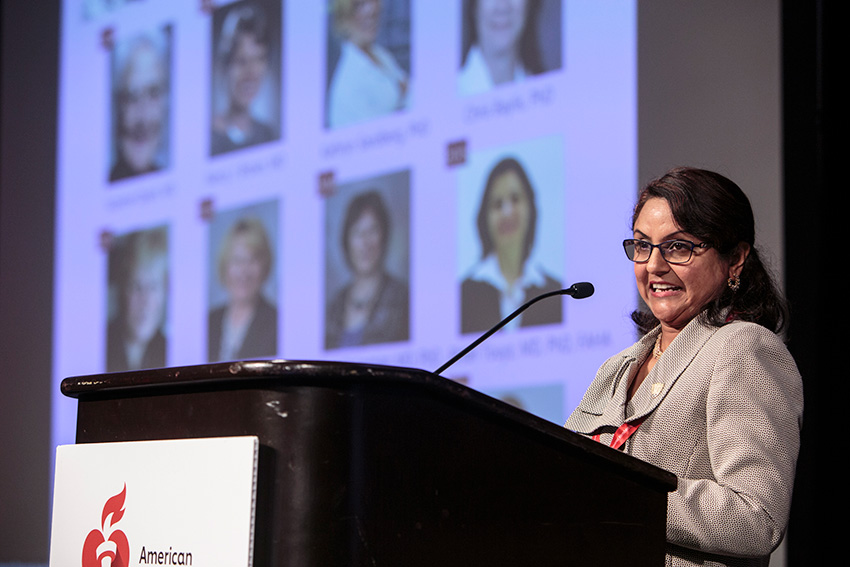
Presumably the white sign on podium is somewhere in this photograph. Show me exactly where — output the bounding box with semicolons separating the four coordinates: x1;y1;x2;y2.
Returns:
49;436;258;567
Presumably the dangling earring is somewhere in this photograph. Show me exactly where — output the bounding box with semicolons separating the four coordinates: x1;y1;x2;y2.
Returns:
727;274;741;291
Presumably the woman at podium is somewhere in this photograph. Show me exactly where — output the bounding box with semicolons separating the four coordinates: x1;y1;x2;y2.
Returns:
565;167;803;567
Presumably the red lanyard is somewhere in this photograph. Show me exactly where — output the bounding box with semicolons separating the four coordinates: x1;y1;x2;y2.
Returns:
592;416;646;450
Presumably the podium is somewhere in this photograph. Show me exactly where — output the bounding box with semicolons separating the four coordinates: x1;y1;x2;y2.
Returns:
62;360;676;567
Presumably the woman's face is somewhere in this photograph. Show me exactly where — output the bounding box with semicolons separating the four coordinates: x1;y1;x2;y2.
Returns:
486;169;531;255
632;198;733;332
345;0;381;49
223;235;266;304
475;0;527;56
226;32;268;111
124;258;167;343
347;209;384;277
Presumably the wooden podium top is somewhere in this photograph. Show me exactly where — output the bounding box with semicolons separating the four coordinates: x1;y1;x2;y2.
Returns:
63;359;675;492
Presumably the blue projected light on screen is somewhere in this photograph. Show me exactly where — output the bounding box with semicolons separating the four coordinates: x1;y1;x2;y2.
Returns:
52;0;637;450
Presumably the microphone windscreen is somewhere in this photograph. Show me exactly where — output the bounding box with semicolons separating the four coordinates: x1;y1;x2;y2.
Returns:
569;282;595;299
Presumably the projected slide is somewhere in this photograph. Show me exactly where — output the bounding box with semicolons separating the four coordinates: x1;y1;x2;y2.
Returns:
53;0;637;446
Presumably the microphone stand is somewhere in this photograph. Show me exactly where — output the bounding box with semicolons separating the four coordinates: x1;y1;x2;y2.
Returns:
434;283;593;376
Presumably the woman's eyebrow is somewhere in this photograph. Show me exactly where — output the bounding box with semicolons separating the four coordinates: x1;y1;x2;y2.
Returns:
632;228;691;241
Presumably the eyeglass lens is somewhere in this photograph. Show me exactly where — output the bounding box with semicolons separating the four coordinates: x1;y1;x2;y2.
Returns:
624;240;695;264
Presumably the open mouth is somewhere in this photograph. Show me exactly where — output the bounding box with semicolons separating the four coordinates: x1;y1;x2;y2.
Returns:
650;282;681;293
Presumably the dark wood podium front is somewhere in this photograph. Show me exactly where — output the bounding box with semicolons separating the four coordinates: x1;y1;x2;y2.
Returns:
62;361;676;567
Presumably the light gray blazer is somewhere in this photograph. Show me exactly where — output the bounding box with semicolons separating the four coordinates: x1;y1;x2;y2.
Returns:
565;315;803;567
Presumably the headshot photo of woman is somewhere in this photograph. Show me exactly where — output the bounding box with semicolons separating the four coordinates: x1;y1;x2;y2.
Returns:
210;0;281;156
460;155;563;334
459;0;562;97
325;184;410;350
106;226;169;372
326;0;410;129
208;211;278;361
109;27;171;182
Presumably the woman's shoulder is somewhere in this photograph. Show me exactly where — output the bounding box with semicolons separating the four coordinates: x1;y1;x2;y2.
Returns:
708;319;789;352
369;42;393;60
327;281;351;311
255;296;278;318
331;41;361;77
246;118;275;145
380;273;409;302
461;276;497;296
536;271;562;293
701;320;802;395
209;303;227;320
458;45;490;96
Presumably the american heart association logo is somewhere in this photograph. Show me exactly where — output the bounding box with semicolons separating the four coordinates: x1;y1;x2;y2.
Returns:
82;484;130;567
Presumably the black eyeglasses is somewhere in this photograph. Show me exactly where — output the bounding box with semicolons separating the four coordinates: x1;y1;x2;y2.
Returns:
622;239;710;264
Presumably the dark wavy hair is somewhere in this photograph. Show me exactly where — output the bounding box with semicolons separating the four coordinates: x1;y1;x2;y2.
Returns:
341;190;391;271
462;0;544;75
630;167;788;336
476;157;538;263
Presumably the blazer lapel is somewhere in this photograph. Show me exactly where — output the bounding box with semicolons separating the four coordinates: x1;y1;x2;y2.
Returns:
568;330;658;434
567;315;721;435
627;315;719;422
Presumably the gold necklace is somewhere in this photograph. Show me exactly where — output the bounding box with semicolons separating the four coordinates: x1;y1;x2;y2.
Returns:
653;334;664;359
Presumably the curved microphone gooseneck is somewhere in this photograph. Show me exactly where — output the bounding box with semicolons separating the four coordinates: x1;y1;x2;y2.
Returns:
434;282;594;376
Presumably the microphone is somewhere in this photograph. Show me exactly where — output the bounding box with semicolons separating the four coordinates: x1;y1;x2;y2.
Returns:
567;281;594;299
434;282;595;375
